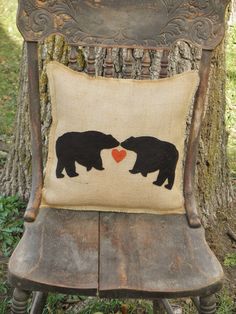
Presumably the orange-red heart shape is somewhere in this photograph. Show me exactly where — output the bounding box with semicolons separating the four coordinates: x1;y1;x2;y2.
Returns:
112;149;127;163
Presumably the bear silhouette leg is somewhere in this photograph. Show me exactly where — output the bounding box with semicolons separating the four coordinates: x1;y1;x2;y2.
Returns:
165;172;175;190
129;162;141;174
129;159;144;175
92;156;104;171
56;159;65;178
153;170;168;188
64;161;79;177
129;168;140;174
153;170;175;190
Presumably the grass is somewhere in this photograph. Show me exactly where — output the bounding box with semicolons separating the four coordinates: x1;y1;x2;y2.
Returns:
79;299;125;314
0;0;22;138
216;290;235;314
226;24;236;177
78;299;153;314
0;195;24;257
41;294;68;314
0;196;24;313
0;269;11;314
223;253;236;267
38;297;153;314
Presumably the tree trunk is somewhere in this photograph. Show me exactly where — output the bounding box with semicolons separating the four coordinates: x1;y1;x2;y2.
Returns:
0;35;233;226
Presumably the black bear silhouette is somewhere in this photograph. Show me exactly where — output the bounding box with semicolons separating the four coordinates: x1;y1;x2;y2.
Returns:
56;131;119;178
121;136;179;190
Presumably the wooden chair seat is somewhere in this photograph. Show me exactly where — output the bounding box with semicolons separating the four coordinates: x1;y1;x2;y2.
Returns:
8;208;223;298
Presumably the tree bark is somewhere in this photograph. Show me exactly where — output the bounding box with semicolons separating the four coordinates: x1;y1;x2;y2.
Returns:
197;42;233;225
0;35;233;226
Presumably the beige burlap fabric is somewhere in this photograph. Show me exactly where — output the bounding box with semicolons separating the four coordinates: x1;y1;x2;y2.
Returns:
41;61;199;214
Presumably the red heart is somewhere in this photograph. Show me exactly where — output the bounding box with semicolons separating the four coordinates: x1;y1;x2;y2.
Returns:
112;149;127;163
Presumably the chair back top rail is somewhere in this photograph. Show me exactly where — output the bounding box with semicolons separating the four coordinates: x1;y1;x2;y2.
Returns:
17;0;230;50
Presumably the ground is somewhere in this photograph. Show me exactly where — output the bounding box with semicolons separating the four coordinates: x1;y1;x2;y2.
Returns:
206;205;236;294
0;1;235;313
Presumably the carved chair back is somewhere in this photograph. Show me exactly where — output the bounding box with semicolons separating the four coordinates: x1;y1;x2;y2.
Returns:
17;0;230;228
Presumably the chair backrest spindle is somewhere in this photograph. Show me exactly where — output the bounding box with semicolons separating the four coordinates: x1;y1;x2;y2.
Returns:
123;49;134;79
104;48;114;78
87;47;96;76
159;49;170;79
68;46;79;71
141;50;151;80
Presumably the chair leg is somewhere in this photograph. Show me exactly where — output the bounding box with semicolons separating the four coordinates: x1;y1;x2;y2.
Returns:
11;288;31;314
30;292;48;314
153;299;166;314
153;299;175;314
199;294;217;314
191;297;201;312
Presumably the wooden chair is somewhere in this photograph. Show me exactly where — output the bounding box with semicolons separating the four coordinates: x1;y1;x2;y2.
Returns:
8;1;230;313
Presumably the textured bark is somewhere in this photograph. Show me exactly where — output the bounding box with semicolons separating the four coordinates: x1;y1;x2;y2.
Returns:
197;42;233;225
0;35;233;226
0;44;31;199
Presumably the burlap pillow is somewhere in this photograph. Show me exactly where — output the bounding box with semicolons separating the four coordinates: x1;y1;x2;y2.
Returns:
41;61;199;214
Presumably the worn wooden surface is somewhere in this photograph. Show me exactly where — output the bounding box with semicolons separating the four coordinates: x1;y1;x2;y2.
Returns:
17;0;230;50
99;213;223;298
184;50;212;228
9;209;223;297
8;208;99;295
24;42;43;223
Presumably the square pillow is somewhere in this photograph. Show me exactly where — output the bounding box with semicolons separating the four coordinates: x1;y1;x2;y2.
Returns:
41;61;199;215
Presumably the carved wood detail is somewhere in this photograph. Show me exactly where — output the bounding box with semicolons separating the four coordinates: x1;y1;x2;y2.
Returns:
200;294;217;314
103;48;114;78
87;46;96;76
12;288;30;314
68;46;79;71
123;49;134;79
159;49;170;78
17;0;230;50
141;50;151;80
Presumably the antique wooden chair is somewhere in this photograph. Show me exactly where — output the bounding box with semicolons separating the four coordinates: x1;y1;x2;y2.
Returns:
8;1;230;313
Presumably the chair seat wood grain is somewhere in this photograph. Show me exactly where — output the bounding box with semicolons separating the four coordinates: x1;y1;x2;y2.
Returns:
8;209;223;298
8;208;99;295
99;213;223;298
